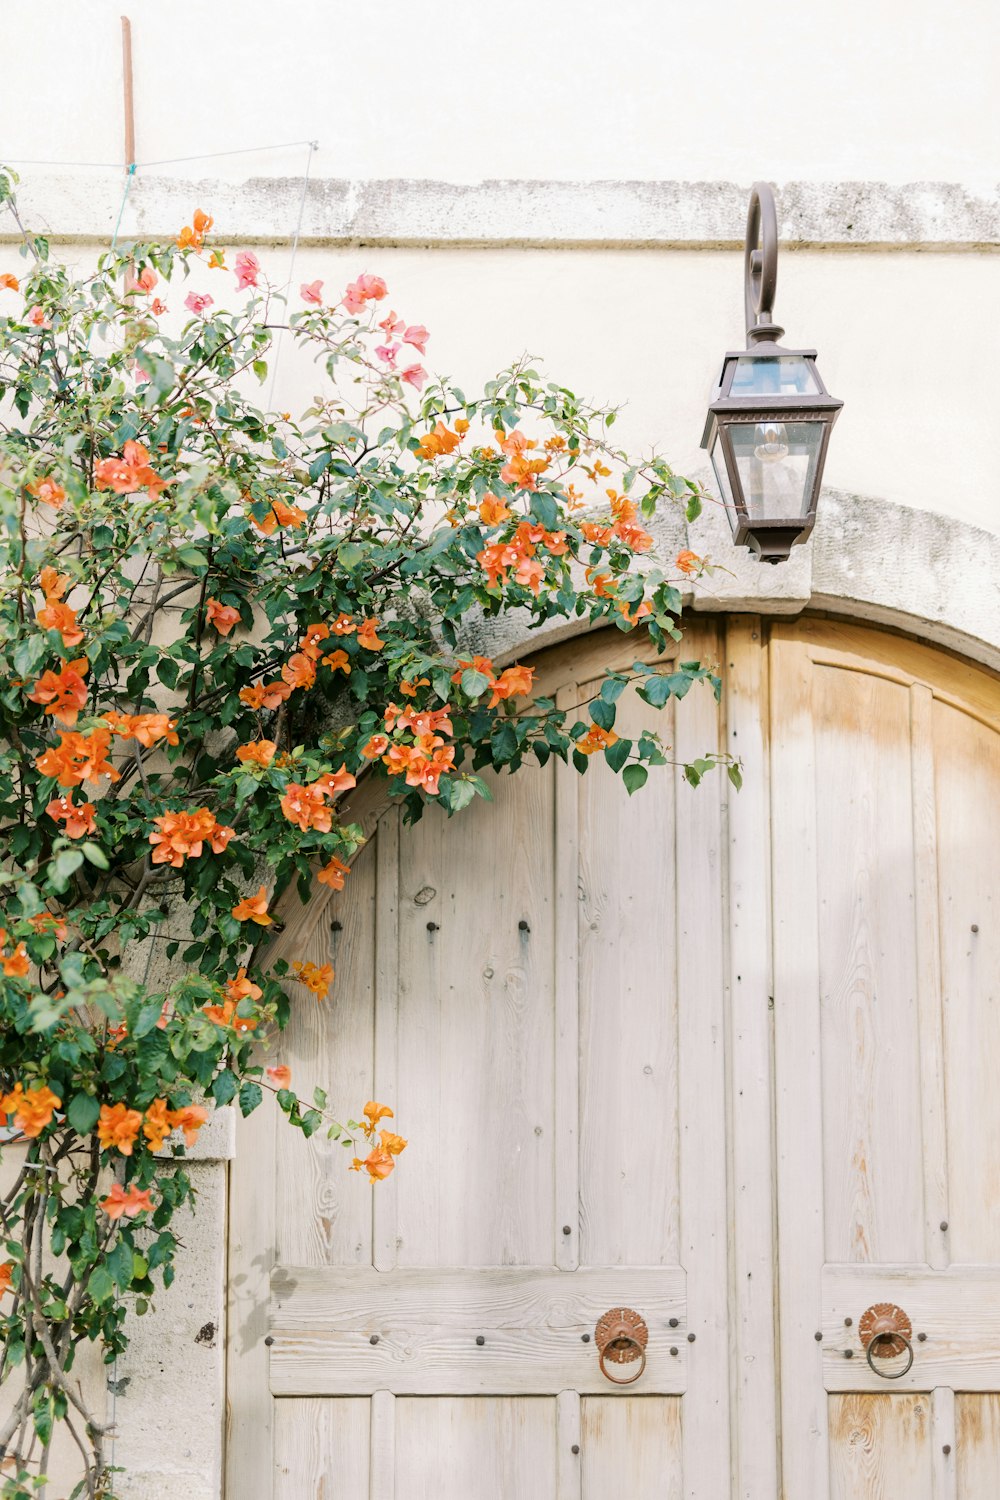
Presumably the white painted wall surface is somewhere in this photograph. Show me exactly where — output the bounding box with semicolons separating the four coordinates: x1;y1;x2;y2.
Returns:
1;0;999;187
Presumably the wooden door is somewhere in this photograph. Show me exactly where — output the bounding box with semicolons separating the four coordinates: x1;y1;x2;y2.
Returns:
771;619;1000;1498
227;623;732;1499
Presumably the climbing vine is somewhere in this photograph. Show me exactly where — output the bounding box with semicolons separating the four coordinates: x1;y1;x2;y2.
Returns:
0;167;729;1496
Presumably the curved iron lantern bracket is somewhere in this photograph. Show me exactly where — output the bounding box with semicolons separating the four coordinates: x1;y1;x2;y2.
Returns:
744;182;784;346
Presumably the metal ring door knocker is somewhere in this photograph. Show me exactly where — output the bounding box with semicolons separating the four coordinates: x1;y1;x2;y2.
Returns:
859;1303;915;1379
595;1307;649;1385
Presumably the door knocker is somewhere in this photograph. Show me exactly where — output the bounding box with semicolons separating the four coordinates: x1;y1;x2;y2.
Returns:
594;1307;649;1385
859;1303;914;1378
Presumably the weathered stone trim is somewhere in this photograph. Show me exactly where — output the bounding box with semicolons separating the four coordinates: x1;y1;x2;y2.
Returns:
5;174;1000;249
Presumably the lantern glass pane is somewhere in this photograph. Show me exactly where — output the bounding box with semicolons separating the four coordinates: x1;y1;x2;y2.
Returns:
728;420;825;520
709;433;738;527
730;356;821;397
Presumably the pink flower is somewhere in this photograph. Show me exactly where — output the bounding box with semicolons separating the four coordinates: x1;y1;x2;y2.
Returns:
375;343;399;366
137;267;157;293
342;273;388;314
401;364;428;392
404;324;429;354
378;309;405;340
234;251;260;291
133;363;151;383
184;291;214;316
27;305;50;329
300;280;324;305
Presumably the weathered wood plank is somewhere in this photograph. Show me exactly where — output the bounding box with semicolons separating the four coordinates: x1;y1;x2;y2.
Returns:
932;1387;957;1500
369;1389;394;1500
955;1393;1000;1498
373;807;400;1272
829;1392;933;1500
556;1390;582;1500
273;1397;369;1497
555;684;580;1272
581;1397;683;1498
394;1397;557;1498
824;1265;1000;1390
268;1266;686;1395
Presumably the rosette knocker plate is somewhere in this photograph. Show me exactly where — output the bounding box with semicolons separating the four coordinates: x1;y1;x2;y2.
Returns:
859;1302;914;1378
595;1307;649;1386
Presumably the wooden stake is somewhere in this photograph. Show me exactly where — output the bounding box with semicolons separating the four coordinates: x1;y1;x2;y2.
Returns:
121;17;136;167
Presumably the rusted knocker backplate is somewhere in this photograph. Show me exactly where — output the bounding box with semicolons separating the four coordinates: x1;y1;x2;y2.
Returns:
595;1306;649;1364
859;1302;912;1359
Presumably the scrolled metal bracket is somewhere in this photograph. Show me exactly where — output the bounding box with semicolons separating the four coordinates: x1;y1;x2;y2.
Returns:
744;182;785;346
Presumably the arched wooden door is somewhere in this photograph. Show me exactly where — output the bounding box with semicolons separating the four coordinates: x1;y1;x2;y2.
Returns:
226;617;1000;1498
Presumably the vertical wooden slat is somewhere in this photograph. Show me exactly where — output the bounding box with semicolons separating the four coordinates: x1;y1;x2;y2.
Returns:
911;684;951;1269
225;1100;276;1495
556;1390;582;1500
676;621;731;1499
555;685;580;1271
373;807;400;1273
769;628;829;1500
724;617;779;1500
932;1387;958;1500
369;1389;395;1500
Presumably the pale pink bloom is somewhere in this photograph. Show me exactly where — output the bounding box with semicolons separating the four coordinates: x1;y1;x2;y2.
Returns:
401;364;428;392
137;267;157;292
27;305;50;329
234;251;260;291
300;279;324;305
184;291;214;316
378;309;405;340
133;363;151;383
342;273;388;313
375;343;399;366
403;324;429;355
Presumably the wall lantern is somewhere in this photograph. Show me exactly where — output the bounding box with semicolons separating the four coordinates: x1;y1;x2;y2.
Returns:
701;183;843;562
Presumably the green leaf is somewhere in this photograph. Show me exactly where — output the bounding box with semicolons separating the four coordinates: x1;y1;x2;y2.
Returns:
623;763;648;796
590;698;616;731
80;841;109;869
238;1080;263;1117
728;762;743;791
461;668;490;698
88;1264;115;1303
67;1093;100;1133
604;736;632;773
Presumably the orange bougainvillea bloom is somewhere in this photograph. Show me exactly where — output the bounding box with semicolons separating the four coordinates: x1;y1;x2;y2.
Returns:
579;521;614;546
317;855;351;890
291;960;334;1000
451;655;495;686
35;728;119;788
617;598;653;626
0;1083;61;1136
379;1129;408;1157
249;498;307;535
238;680;292;711
488;664;535;706
0;273;19;291
28;911;68;942
0;1263;13;1298
675;549;702;576
299;622;330;656
361;733;389;759
142;1098;173;1153
236;739;276;767
266;1065;292;1089
226;968;264;1006
203;996;259;1033
399;676;429;698
94;440;167;498
104;711;179;747
232;885;272;925
27;659;89;726
28;475;66;510
206;598;241;636
99;1183;155;1221
362;1101;394;1136
0;945;31;979
351;1146;396;1181
577;724;620;756
97;1102;143;1156
45;793;97;839
39;566;70;600
329;613;356;637
314;766;357;798
415;421;461;461
280;782;333;834
356;617;385;651
149;808;235;867
478;492;511;525
281;652;317;690
321;648;350;674
499;431;550;491
177;208;214;250
168;1104;209;1146
36;597;84;648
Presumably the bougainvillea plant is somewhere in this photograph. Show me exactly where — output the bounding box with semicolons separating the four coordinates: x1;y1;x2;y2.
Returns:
0;166;733;1496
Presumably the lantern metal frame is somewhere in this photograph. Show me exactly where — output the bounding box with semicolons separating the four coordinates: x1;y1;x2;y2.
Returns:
701;182;843;563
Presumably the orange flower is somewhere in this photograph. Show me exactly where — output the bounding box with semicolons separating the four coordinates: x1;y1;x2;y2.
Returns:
28;911;68;942
580;521;614;546
142;1099;172;1152
239;679;292;711
291;960;334;1000
488;664;534;706
585;569;617;598
94;440;167;498
104;711;179;747
577;724;619;756
281;652;317;690
415;421;461;461
236;739;276;767
499;431;549;491
226;968;264;1005
27;659;89;726
399;676;429;698
206;598;241;636
36;597;84;648
99;1183;155;1221
0;273;19;291
361;733;389;759
451;655;495;686
403;746;455;796
617;598;653;626
203;997;259;1033
479;492;511;526
280;782;333;833
379;1128;408;1156
27;475;66;510
232;886;272;925
0;945;30;979
675;549;702;576
299;622;331;657
454;418;470;435
314;766;357;798
613;519;653;552
0;1263;13;1297
168;1104;209;1146
362;1101;395;1136
266;1065;292;1089
177;208;213;250
35;727;119;788
0;1083;60;1136
322;648;351;674
351;1147;396;1181
39;566;70;600
149;808;234;866
250;498;307;534
329;613;356;637
45;794;97;839
317;855;350;890
357;618;385;651
97;1102;143;1156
